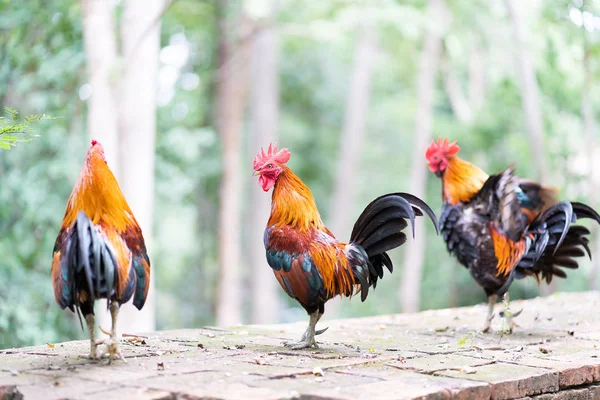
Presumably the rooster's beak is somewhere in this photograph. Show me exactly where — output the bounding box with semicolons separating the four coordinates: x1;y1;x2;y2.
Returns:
253;171;261;177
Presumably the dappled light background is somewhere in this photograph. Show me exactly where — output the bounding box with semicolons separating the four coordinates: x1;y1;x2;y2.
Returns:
1;0;599;349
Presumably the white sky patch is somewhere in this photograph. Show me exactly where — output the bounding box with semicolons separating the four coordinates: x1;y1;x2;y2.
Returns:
157;86;175;107
157;32;192;106
78;83;92;101
159;65;180;87
583;11;595;31
172;102;189;121
161;33;190;69
570;7;583;27
180;72;200;91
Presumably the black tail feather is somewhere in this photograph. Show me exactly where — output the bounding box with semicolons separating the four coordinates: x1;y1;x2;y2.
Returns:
517;201;600;283
68;211;117;320
349;192;438;293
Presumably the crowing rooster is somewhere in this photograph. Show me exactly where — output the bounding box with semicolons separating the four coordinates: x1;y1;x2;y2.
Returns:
426;138;600;332
254;143;439;349
51;140;150;361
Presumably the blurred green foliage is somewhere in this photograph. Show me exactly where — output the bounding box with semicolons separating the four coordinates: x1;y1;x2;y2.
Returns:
1;0;600;349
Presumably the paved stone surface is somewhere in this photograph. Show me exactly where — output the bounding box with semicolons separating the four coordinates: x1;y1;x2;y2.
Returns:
2;292;600;399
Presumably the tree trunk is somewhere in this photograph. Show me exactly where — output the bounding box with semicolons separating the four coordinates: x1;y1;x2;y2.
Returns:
115;0;163;333
503;0;552;295
249;11;281;324
582;35;600;290
81;0;120;331
326;28;377;318
468;40;486;112
330;28;377;238
441;45;472;124
399;0;447;313
503;0;547;184
81;0;119;169
215;3;251;326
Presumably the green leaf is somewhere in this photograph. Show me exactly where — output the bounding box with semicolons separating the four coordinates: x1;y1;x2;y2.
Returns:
0;107;49;150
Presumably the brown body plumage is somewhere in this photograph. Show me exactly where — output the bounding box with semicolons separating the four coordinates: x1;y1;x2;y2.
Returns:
52;140;150;361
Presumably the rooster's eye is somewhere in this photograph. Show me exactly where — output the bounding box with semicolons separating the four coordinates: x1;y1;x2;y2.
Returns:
268;164;273;169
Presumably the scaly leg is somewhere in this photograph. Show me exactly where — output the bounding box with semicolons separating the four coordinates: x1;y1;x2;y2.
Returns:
84;314;103;359
285;311;322;350
481;294;496;333
501;292;520;334
107;301;126;363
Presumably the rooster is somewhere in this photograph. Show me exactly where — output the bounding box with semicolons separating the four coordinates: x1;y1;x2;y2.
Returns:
426;137;600;332
51;140;150;361
254;143;439;349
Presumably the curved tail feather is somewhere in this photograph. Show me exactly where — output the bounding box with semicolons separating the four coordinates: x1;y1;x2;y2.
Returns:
517;201;600;283
55;212;119;315
348;193;438;299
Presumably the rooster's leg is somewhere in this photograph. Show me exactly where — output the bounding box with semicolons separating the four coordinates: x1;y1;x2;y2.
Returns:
285;311;320;350
500;292;521;334
84;313;103;359
481;294;497;333
107;300;126;363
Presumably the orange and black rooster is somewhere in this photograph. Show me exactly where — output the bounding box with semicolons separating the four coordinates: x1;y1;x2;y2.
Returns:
426;138;600;332
51;140;150;361
254;143;439;349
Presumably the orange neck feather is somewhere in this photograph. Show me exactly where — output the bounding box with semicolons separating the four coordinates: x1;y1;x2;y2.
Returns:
62;152;133;232
442;156;489;205
268;166;324;232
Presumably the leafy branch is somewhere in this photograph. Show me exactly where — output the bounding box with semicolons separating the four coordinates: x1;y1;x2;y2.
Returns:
0;107;51;150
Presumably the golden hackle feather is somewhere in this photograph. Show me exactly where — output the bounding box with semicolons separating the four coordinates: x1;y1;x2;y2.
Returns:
442;156;489;205
63;145;133;231
268;167;323;232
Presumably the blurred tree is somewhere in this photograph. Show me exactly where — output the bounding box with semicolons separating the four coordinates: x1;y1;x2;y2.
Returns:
330;28;377;240
248;0;281;324
580;2;600;290
81;0;119;170
503;0;548;184
441;43;473;124
81;0;163;333
399;0;449;313
327;27;377;317
116;0;164;334
503;0;554;295
215;0;251;326
468;37;487;112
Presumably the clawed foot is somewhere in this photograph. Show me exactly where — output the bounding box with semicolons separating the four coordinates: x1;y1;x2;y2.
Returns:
284;338;318;350
80;339;105;360
107;337;126;364
501;318;520;334
499;308;522;334
481;314;495;333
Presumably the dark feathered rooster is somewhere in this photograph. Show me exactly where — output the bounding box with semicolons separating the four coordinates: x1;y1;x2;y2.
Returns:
51;140;150;361
254;143;439;349
426;138;600;332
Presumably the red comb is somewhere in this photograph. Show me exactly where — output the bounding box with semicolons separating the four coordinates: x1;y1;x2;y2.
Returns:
91;140;98;146
253;142;291;170
425;137;460;162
